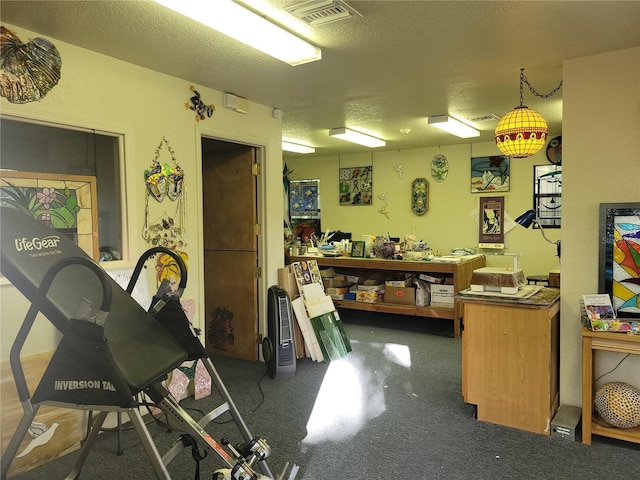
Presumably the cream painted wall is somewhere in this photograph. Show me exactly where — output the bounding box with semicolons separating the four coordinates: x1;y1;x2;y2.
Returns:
286;142;561;277
561;47;640;407
0;24;285;361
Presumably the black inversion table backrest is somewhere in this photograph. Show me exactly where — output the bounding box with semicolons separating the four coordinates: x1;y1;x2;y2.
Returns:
0;206;187;394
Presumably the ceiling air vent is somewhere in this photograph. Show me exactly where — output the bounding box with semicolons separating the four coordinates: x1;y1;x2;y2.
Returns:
470;114;500;122
286;0;362;27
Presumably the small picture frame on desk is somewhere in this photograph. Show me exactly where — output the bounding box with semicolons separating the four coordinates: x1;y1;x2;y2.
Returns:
351;240;365;258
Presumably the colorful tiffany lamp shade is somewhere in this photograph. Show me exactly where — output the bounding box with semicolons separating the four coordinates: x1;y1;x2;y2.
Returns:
495;106;548;158
495;68;562;159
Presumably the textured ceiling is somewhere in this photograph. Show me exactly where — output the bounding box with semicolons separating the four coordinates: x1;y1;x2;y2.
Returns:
1;0;639;158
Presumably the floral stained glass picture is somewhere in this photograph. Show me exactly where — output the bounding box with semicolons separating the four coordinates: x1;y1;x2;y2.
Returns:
0;171;99;259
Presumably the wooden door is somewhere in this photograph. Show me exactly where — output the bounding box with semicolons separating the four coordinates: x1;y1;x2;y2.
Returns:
202;138;259;361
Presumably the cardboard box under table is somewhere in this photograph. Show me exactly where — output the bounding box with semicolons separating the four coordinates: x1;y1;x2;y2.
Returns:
356;290;383;303
385;272;415;288
356;283;384;303
384;286;416;305
431;285;454;307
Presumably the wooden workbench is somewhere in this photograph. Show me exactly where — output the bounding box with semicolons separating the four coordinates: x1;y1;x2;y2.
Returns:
289;254;486;338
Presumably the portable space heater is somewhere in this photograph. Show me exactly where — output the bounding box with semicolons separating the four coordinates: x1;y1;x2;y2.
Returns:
263;286;296;379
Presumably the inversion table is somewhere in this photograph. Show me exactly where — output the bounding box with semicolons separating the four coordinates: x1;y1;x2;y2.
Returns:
0;207;293;480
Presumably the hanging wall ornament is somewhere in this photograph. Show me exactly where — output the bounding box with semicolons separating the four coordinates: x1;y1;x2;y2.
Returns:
546;135;562;165
167;166;184;201
411;178;429;215
145;162;168;202
377;192;390;219
185;85;215;122
431;154;449;182
142;137;186;246
0;26;62;103
144;137;184;202
143;211;185;249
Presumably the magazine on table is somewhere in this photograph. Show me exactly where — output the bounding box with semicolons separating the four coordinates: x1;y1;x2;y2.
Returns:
582;294;616;320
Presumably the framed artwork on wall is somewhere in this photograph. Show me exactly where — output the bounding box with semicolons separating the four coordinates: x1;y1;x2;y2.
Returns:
288;179;321;243
598;202;640;318
0;171;99;260
339;166;373;205
289;179;320;217
471;155;510;193
478;196;505;247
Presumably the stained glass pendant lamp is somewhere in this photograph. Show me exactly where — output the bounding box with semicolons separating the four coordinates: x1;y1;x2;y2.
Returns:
495;69;562;158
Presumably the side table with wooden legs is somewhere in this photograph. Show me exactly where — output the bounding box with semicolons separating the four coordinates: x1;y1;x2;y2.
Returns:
581;328;640;445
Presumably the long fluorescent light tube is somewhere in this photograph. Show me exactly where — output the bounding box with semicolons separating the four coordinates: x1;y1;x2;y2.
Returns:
154;0;321;66
282;141;315;154
329;127;386;148
428;115;480;138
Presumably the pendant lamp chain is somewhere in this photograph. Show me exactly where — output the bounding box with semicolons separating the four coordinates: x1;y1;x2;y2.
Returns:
495;68;563;159
520;69;563;104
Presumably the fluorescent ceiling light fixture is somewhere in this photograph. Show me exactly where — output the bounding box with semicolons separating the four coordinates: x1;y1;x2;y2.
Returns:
428;115;480;138
329;127;386;148
154;0;322;66
282;140;315;154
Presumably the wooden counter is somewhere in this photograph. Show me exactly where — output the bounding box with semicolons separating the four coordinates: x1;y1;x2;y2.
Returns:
289;255;486;338
460;288;560;434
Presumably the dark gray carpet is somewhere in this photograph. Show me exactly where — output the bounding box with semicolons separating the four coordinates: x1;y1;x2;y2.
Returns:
8;311;639;480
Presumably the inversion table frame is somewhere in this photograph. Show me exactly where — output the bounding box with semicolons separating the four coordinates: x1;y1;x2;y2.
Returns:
126;247;279;479
0;207;292;480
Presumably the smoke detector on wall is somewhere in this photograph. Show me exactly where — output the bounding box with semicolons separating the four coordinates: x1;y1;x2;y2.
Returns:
286;0;362;27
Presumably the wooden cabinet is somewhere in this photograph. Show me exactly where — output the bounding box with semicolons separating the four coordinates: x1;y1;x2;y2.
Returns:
461;288;560;435
289;255;485;338
581;328;640;445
